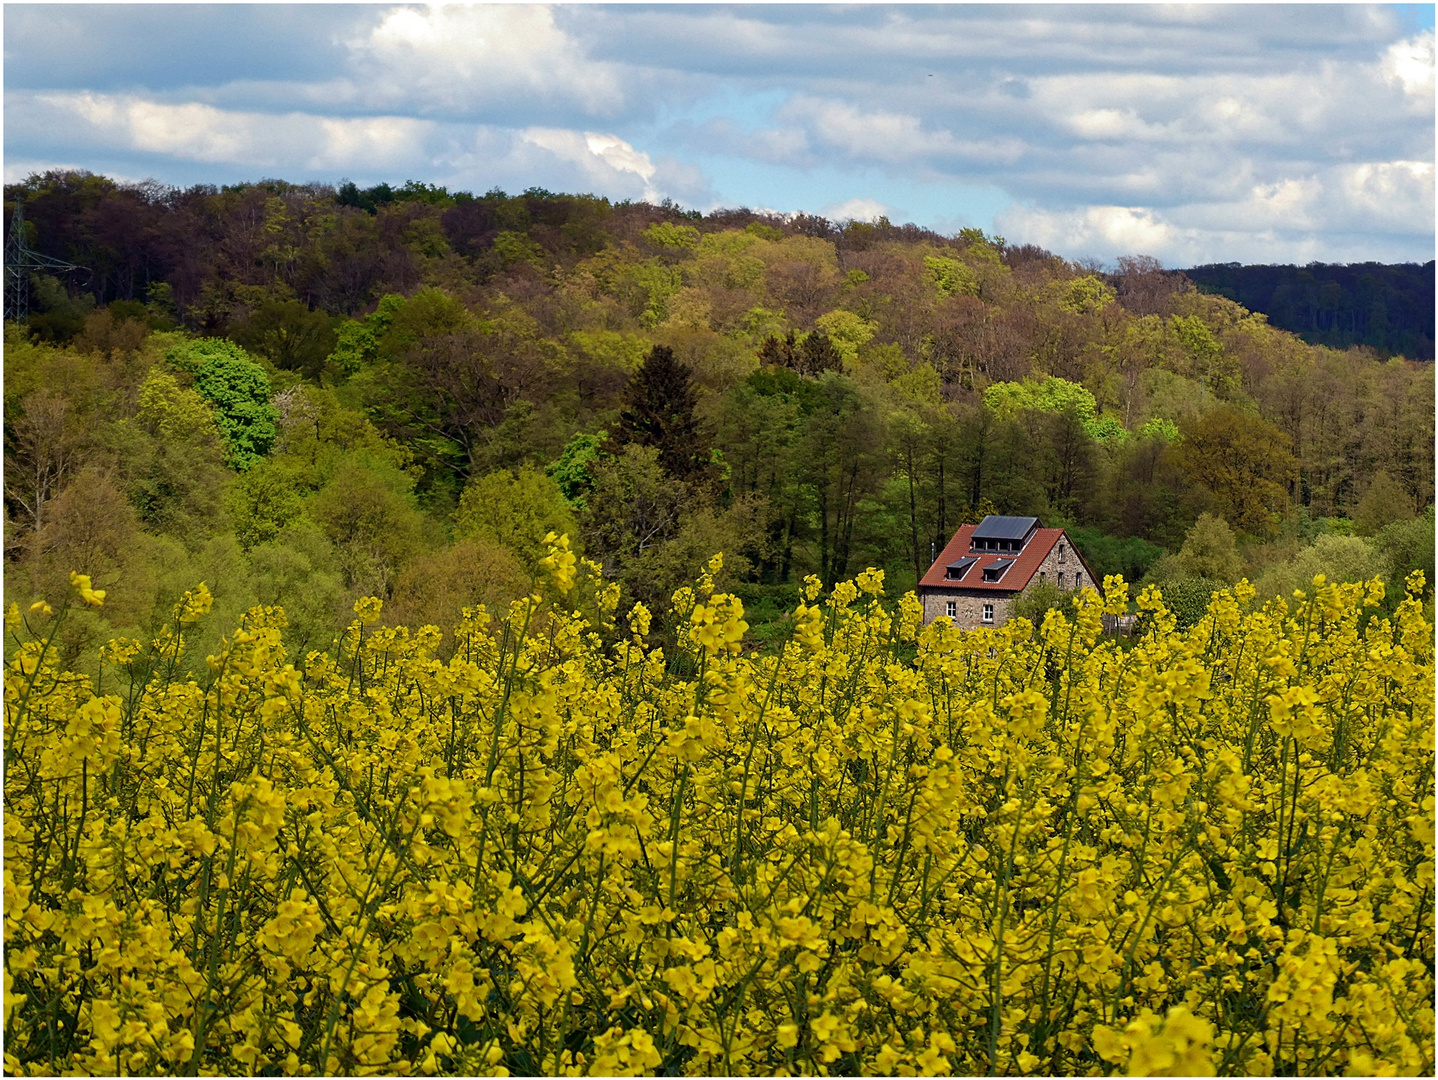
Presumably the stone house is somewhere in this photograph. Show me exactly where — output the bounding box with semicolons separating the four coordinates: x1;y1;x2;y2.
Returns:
917;516;1104;629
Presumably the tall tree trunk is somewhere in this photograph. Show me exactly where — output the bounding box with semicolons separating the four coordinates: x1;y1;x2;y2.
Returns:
906;444;921;582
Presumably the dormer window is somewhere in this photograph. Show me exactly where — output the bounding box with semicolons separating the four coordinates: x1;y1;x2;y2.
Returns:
945;557;976;580
982;558;1014;582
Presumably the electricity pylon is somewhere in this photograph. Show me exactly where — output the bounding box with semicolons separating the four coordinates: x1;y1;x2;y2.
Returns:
4;200;86;324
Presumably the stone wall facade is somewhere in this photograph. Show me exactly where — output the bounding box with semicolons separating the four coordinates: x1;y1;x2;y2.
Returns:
921;589;1017;629
919;532;1100;630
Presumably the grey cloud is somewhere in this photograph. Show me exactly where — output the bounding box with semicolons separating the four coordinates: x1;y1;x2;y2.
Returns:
3;4;363;90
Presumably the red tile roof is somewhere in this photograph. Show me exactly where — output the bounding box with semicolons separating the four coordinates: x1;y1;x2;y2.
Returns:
919;524;1098;595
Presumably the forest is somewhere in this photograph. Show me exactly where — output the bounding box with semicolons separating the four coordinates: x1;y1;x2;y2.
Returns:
4;170;1434;668
1183;260;1435;361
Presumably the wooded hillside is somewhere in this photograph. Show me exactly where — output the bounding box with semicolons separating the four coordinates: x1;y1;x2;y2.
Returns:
5;171;1433;664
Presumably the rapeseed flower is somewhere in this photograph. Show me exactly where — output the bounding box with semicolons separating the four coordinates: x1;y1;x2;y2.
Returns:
2;563;1431;1076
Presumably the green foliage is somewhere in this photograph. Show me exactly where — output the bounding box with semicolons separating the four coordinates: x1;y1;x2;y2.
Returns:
376;288;473;358
228;298;337;380
227;459;304;551
26;274;96;342
984;376;1127;443
890;362;943;406
1254;534;1391;605
581;444;683;563
7;176;1434;654
630;262;683;327
136;366;219;444
546;431;610;509
307;456;426;595
958;227;1005;259
1138;417;1181;443
1067;526;1167;583
1086;415;1128;444
756;331;843;378
168;338;280;469
568;331;650;374
492;230;548;269
454;466;579;567
743;221;784;241
328;320;379;375
1158;577;1225;629
924;256;979;298
246;519;345;657
120;367;230;538
986;376;1097;423
814;309;876;365
1354;470;1415;536
1057;275;1116;315
1171;512;1244;584
1169;314;1239;393
1374;509;1435;599
1174;406;1297;537
641;222;702;249
1009;581;1076;628
384;538;529;654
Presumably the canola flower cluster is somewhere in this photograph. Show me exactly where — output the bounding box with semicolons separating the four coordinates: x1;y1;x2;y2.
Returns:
4;536;1433;1076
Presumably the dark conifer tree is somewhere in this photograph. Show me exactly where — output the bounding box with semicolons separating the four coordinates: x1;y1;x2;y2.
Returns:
757;331;842;376
796;331;842;376
618;345;702;480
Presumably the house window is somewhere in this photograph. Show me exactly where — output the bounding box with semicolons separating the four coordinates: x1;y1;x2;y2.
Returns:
1039;571;1045;584
982;603;994;624
1058;572;1065;588
1075;572;1083;589
946;600;957;620
1058;543;1066;562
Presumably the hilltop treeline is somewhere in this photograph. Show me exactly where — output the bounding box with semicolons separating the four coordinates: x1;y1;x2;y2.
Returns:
4;171;1433;665
1184;260;1435;360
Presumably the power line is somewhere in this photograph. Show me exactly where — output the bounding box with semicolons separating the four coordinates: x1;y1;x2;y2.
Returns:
4;200;88;324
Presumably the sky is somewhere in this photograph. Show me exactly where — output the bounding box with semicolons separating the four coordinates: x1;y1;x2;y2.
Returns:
4;2;1435;267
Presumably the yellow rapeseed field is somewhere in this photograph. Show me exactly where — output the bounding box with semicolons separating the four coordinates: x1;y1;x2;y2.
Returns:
4;540;1433;1076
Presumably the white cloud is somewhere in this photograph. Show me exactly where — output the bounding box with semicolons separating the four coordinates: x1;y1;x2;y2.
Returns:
10;91;694;206
517;128;659;201
999;152;1436;265
1380;31;1435;100
821;197;896;223
4;158;95;185
346;4;624;116
1336;159;1435;231
21;91;434;171
999;204;1182;261
780;96;1025;166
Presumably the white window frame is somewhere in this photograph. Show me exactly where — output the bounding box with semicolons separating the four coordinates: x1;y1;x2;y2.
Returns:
982;603;994;624
1075;572;1083;589
945;599;957;620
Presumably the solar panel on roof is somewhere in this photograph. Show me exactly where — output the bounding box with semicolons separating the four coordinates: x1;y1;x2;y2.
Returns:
971;516;1039;541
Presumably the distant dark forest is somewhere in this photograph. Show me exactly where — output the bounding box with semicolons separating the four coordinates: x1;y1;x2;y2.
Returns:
1183;261;1435;361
